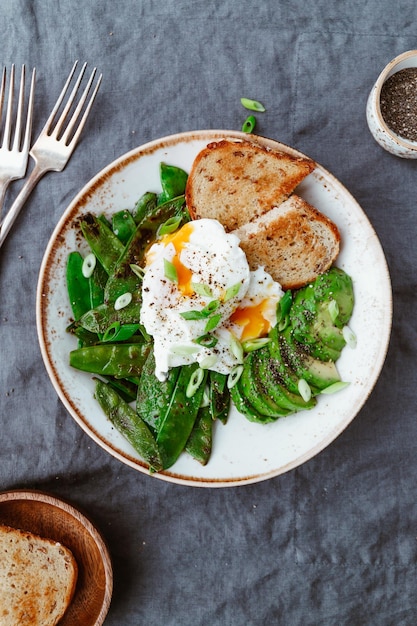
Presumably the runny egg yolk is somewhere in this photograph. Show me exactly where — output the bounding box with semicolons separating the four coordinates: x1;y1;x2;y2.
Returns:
160;222;194;296
230;300;272;341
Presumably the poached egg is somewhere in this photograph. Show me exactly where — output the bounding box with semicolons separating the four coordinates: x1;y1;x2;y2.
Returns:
140;218;283;381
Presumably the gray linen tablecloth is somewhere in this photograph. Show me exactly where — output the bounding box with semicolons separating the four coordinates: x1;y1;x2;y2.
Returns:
0;1;416;624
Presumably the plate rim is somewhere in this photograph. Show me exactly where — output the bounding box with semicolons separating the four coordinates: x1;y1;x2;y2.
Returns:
36;129;393;487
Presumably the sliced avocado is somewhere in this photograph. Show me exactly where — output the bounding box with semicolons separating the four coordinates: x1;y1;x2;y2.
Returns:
279;326;340;391
229;376;275;424
239;351;291;419
254;347;316;413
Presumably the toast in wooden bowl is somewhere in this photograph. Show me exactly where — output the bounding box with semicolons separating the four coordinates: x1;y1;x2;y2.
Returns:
232;194;340;290
0;524;78;626
185;139;315;231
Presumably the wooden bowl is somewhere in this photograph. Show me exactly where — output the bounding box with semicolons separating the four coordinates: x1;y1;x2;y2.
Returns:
0;489;113;625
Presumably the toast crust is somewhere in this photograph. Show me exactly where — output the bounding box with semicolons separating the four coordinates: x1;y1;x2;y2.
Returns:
185;139;315;231
0;524;78;626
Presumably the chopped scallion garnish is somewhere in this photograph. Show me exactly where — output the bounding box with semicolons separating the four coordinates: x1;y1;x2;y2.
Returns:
194;333;218;348
130;263;145;278
157;215;182;237
191;282;213;297
204;313;222;333
242;115;256;133
298;379;312;402
199;355;218;370
343;325;357;349
224;282;241;302
82;252;96;278
241;337;271;352
227;365;244;389
328;299;339;323
240;97;266;112
229;334;244;363
114;292;132;310
164;258;178;283
186;367;205;398
320;381;350;395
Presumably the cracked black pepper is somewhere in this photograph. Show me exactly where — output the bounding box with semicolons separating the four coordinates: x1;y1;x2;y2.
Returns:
380;67;417;142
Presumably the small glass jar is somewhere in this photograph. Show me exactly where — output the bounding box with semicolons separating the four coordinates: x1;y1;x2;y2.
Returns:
366;50;417;158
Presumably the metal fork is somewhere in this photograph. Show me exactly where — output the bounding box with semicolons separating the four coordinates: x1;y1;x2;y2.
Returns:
0;65;36;215
0;61;102;248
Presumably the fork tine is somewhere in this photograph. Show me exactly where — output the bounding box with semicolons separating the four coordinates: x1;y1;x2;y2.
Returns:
21;67;36;153
2;64;15;150
41;60;79;136
62;67;102;147
0;68;6;129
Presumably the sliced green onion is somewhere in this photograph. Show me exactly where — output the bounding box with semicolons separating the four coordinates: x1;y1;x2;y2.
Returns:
200;386;210;408
102;322;140;342
343;325;357;349
180;300;220;321
186;367;205;398
203;300;220;315
157;215;182;237
241;337;271;352
170;344;200;356
227;365;244;389
242;115;256;133
278;315;289;332
114;292;132;310
229;334;244;363
199;355;218;370
224;282;241;302
240;97;266;112
204;313;222;333
191;282;213;297
82;253;96;278
164;258;178;283
276;290;292;323
328;299;339;323
194;333;218;348
320;381;350;395
130;263;145;278
298;379;312;402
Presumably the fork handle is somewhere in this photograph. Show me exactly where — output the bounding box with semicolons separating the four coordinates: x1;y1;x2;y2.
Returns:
0;162;48;248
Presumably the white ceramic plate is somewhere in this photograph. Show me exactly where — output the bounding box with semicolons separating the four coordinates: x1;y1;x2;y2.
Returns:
36;130;392;487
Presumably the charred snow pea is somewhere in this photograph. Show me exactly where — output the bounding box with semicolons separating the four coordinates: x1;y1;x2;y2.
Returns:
158;163;188;204
76;298;142;334
112;209;137;244
132;191;158;224
136;350;181;433
69;342;151;378
208;371;230;424
185;405;213;465
80;213;124;275
94;378;163;472
156;364;207;469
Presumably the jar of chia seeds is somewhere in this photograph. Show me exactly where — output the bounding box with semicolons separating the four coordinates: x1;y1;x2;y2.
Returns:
366;50;417;158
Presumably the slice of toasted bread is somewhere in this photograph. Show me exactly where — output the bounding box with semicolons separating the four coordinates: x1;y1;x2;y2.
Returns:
233;195;340;290
185;139;315;231
0;524;78;626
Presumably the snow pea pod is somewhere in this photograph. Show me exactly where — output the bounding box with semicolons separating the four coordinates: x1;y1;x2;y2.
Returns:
157;364;207;469
136;350;181;433
69;342;151;378
209;371;230;424
185;405;212;465
77;298;142;334
158;163;188;204
132;191;158;224
66;252;91;320
112;209;137;244
94;379;163;472
80;213;124;275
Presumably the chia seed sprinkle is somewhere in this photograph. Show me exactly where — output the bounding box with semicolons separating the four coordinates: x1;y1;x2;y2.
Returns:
380;67;417;142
